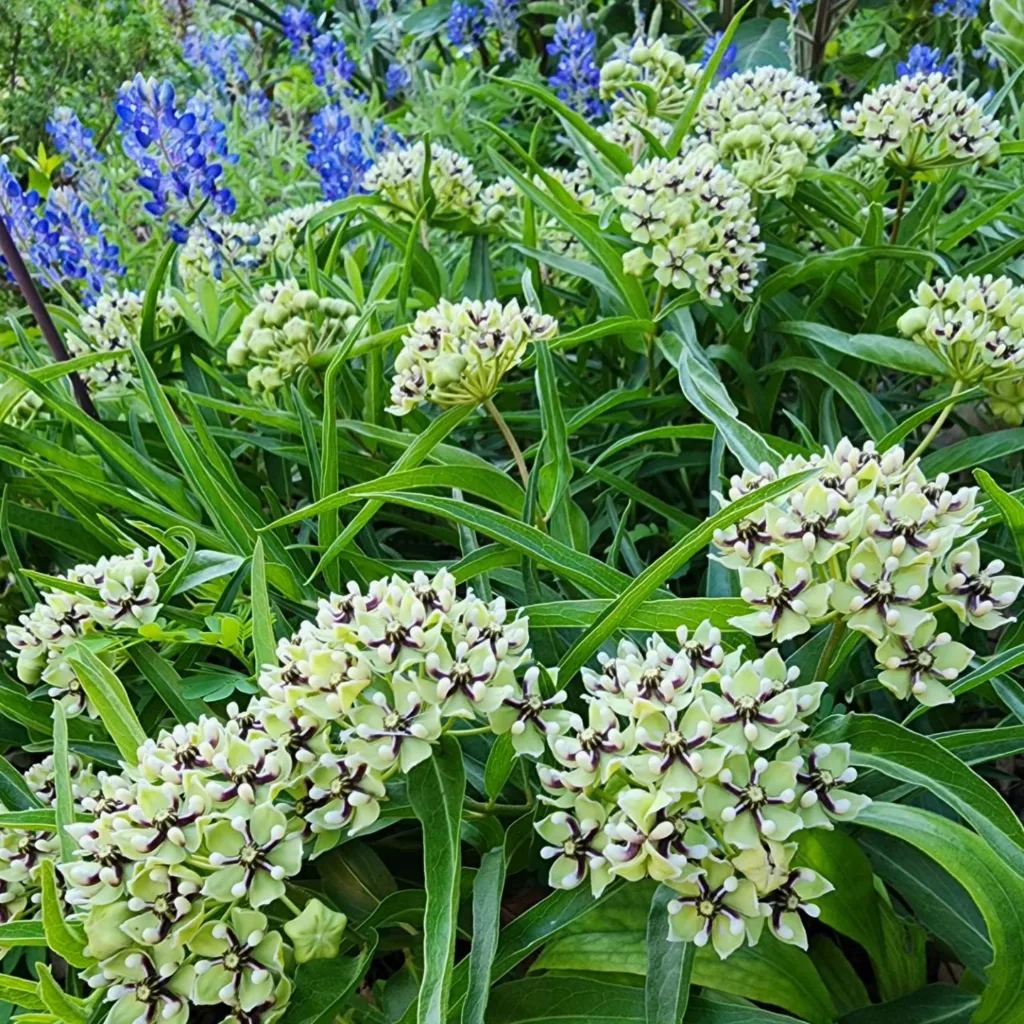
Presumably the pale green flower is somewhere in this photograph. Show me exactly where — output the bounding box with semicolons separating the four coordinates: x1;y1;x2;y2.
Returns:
731;560;830;642
759;868;833;949
304;755;386;837
115;780;208;864
536;795;612;896
489;667;571;758
933;540;1023;630
665;858;761;959
626;702;725;793
551;701;634;785
348;679;442;772
790;742;870;828
829;539;931;641
765;482;859;564
604;787;703;883
191;908;285;1009
121;863;205;947
875;614;973;705
700;754;803;849
87;946;192;1024
202;805;303;907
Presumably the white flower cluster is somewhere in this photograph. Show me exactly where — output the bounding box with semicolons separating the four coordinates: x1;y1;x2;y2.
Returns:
387;297;557;415
897;274;1024;421
0;752;109;925
256;203;330;263
535;631;862;958
364;141;507;224
716;439;1022;706
227;280;358;395
72;291;183;395
5;547;165;717
51;568;549;1024
697;67;834;199
600;35;701;148
840;73;1000;173
612;148;763;304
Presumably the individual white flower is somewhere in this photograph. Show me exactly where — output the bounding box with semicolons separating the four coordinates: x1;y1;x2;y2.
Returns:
875;615;973;706
489;667;570;757
611;150;763;303
536;795;613;895
387;297;557;414
790;741;870;827
841;72;1000;172
730;560;831;643
347;679;442;772
759;868;833;948
697;67;833;198
932;540;1023;629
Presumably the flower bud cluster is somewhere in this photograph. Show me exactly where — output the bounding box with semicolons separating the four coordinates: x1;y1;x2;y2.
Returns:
696;67;833;199
72;291;183;395
896;274;1024;419
716;438;1021;706
364;141;504;224
840;73;1000;173
534;632;864;958
387;297;557;414
5;547;165;716
256;203;330;263
612;147;763;304
600;36;702;125
227;280;358;395
48;568;553;1024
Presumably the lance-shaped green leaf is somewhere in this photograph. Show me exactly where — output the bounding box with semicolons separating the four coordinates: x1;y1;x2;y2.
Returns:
645;884;694;1024
41;859;92;968
462;846;507;1024
409;735;465;1024
250;538;277;673
37;964;91;1024
278;931;379;1024
52;700;75;863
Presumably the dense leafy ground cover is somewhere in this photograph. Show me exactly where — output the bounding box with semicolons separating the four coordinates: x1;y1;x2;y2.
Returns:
2;0;1024;1021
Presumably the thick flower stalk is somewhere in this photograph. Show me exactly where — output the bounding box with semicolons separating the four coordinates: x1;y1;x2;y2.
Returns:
5;547;165;716
72;290;183;394
715;438;1021;706
537;632;861;958
897;274;1024;421
696;67;834;199
227;280;358;394
840;73;1000;174
387;297;557;415
612;148;763;304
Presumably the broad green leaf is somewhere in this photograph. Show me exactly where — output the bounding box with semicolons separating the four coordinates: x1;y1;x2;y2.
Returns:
814;714;1024;878
0;972;44;1010
860;831;991;977
556;469;813;684
855;802;1024;1024
0;810;60;830
975;469;1024;568
840;985;978;1024
989;0;1024;66
0;754;40;810
66;644;147;765
36;965;90;1024
645;885;693;1024
0;920;46;946
51;701;74;863
278;933;379;1024
40;859;91;968
250;538;277;672
349;491;629;596
922;429;1024;476
409;735;465;1024
126;645;209;724
462;846;506;1024
774;321;947;377
523;599;746;631
483;733;516;802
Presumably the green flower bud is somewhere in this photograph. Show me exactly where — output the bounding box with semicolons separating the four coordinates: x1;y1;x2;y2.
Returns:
283;899;348;963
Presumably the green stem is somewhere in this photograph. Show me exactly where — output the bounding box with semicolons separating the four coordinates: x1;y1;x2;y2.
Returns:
448;725;492;736
908;379;964;463
279;894;302;916
484;397;529;489
464;797;531;816
814;618;846;682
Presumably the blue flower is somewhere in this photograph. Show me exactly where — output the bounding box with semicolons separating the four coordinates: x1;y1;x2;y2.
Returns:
701;32;738;80
0;159;122;299
307;104;398;199
114;74;238;227
311;32;358;99
281;5;315;54
547;17;602;118
447;2;483;52
933;0;981;17
183;27;251;96
46;108;103;175
897;44;954;77
483;0;519;59
770;0;813;15
385;62;412;98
